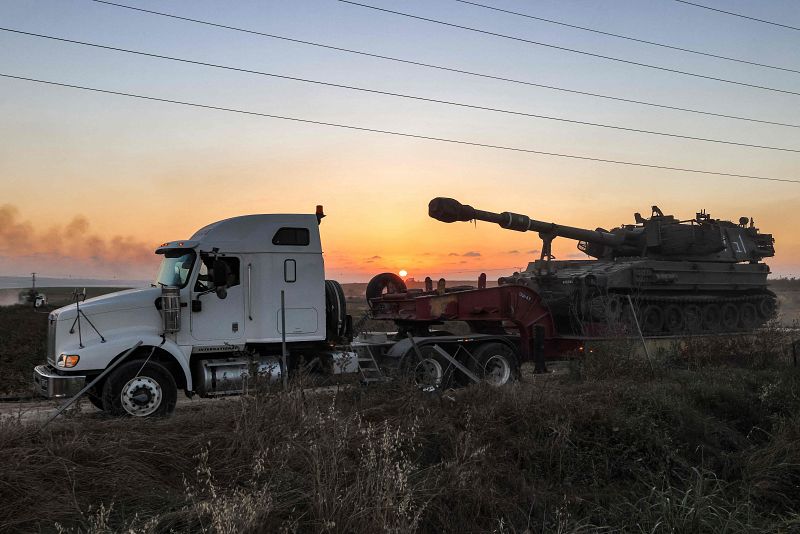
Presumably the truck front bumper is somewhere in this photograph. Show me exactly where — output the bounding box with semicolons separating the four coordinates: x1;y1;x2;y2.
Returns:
33;365;86;398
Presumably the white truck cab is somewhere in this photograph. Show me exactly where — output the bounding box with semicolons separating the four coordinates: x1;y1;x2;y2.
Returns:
33;209;353;416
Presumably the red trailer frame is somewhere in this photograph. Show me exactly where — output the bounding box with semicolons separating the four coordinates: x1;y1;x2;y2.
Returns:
369;284;581;362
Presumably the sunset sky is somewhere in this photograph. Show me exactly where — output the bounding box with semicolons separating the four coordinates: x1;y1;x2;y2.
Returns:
2;0;800;282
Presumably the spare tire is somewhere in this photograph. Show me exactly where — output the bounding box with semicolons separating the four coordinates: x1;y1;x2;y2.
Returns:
366;272;407;307
325;280;347;342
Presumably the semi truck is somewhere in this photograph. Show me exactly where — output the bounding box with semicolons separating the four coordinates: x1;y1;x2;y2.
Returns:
33;207;360;416
33;206;527;417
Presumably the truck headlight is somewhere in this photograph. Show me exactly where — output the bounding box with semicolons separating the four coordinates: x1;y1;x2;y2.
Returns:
56;354;80;368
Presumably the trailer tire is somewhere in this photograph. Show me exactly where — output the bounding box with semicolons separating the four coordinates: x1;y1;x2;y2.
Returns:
366;273;406;306
101;359;177;417
469;342;518;387
400;345;453;391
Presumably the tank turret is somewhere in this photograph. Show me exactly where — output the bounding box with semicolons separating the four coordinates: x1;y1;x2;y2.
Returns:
428;197;774;263
428;197;776;336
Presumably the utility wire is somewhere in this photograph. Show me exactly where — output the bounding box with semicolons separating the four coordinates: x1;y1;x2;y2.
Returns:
85;0;800;129
455;0;800;75
5;28;797;154
673;0;800;32
339;1;800;97
0;72;797;184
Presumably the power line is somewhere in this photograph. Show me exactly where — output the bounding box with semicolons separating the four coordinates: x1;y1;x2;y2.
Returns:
0;72;797;184
455;0;800;75
339;1;800;97
5;27;797;154
673;0;800;32
85;0;800;129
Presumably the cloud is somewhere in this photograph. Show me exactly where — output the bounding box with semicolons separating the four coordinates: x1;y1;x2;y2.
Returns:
526;249;540;254
508;250;519;254
448;252;459;256
0;204;156;278
367;255;381;260
462;251;481;257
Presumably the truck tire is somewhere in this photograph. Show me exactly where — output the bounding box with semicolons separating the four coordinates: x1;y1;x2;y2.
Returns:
86;384;105;410
469;342;518;387
101;359;177;417
325;280;347;341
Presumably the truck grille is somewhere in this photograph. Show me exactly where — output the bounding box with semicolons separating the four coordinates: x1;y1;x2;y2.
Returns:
47;316;56;366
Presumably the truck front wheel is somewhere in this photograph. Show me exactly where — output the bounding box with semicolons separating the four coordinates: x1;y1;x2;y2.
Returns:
101;360;177;417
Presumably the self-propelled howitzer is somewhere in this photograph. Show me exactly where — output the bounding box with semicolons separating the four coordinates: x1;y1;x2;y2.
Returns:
428;197;777;336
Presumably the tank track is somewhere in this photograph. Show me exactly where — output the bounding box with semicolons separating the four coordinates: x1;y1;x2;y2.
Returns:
595;291;777;336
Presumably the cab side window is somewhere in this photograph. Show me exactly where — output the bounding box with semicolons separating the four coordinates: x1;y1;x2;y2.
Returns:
220;258;240;288
272;227;310;246
195;256;240;291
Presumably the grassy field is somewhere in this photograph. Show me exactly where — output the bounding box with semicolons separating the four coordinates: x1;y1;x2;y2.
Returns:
0;288;129;395
2;347;799;532
1;283;800;532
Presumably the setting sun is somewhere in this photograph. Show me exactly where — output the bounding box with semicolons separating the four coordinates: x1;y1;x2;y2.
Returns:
398;270;408;278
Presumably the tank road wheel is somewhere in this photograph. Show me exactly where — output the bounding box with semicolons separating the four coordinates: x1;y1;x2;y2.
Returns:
740;303;759;331
758;297;777;320
605;295;623;324
640;304;664;334
102;359;177;417
684;305;703;334
469;342;519;387
664;304;685;334
701;304;722;332
721;303;739;332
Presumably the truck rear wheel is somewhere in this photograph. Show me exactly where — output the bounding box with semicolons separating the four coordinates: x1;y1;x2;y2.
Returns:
469;342;518;387
102;359;177;417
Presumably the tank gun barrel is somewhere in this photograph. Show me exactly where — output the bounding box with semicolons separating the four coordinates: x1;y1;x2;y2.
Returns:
428;197;627;247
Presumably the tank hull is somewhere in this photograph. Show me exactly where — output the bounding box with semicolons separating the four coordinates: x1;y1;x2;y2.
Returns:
502;258;775;336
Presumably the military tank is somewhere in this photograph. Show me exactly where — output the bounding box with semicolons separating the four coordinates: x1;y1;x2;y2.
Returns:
428;197;777;336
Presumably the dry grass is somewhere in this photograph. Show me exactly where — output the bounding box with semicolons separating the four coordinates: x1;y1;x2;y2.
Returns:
2;356;800;533
2;287;800;531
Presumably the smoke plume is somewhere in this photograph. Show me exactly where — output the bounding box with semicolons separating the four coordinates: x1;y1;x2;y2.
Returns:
0;204;157;279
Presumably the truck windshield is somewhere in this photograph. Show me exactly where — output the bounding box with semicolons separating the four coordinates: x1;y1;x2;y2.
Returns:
155;250;196;288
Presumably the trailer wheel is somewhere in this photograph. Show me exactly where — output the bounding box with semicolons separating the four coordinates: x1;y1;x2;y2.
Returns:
400;345;452;391
366;273;407;306
470;343;518;387
101;359;177;417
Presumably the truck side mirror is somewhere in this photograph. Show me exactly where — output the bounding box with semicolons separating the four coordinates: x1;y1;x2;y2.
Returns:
212;259;229;299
